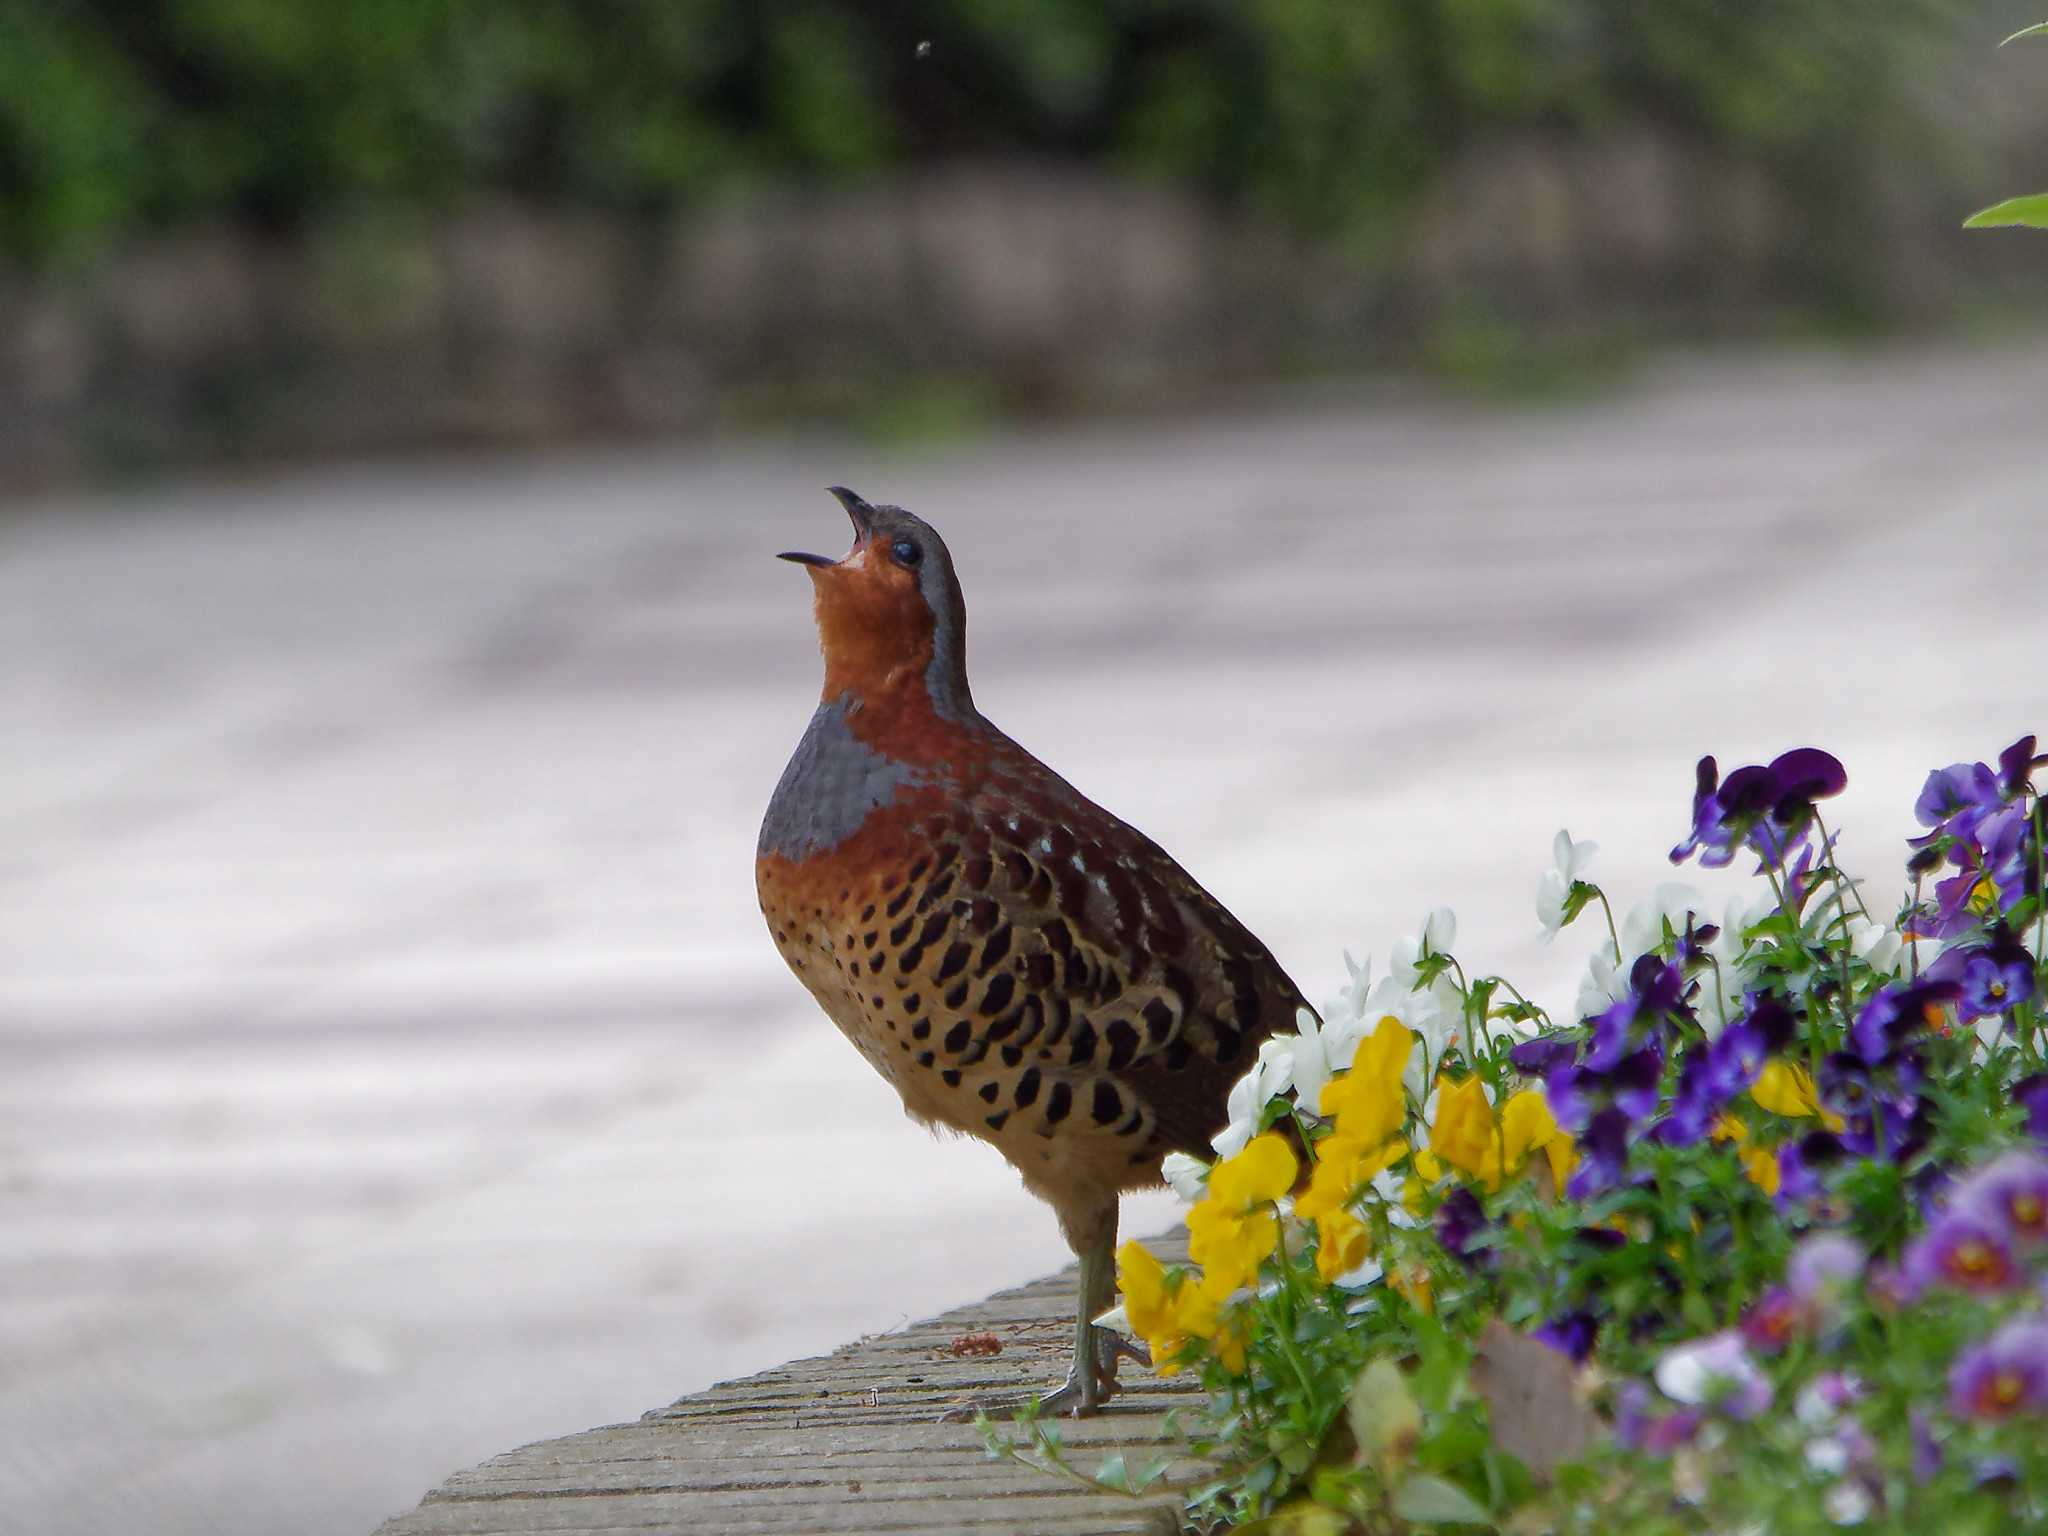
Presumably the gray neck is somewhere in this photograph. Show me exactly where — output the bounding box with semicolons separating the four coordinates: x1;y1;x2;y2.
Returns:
921;559;974;722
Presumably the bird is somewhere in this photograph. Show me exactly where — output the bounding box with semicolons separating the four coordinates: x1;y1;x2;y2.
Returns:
756;487;1309;1416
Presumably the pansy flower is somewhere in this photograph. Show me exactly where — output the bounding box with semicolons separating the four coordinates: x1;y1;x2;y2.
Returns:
1185;1132;1296;1296
1902;1212;2020;1294
1949;1319;2048;1422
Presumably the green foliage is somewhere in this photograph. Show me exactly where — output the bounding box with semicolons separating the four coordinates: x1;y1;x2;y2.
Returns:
0;0;1963;268
1965;17;2047;229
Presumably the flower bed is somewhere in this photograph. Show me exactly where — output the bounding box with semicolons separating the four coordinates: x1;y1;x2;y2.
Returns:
993;737;2048;1532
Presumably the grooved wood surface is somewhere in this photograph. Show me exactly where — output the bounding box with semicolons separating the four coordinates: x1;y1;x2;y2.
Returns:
375;1235;1203;1535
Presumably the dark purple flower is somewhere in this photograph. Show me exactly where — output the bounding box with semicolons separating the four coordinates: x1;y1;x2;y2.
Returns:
1435;1187;1490;1269
1614;1382;1703;1455
1533;1311;1597;1362
1953;1151;2048;1249
1998;734;2040;799
1672;755;1738;867
1508;1037;1575;1077
1768;748;1849;821
1566;1106;1632;1200
1776;1131;1845;1207
1973;1457;2021;1491
1949;1319;2048;1422
1546;1044;1661;1134
2017;1074;2048;1145
1570;1224;1628;1253
1849;979;1959;1065
1904;1213;2020;1294
1915;760;2003;840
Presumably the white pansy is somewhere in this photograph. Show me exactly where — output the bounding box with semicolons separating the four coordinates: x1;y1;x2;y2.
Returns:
1160;1151;1209;1203
1822;1480;1872;1526
1390;906;1458;986
1708;889;1777;975
1694;973;1740;1040
1288;962;1383;1114
1804;1436;1850;1476
1362;973;1455;1100
1654;1331;1764;1406
1845;917;1905;977
1535;829;1599;941
1621;881;1706;960
1321;949;1374;1027
1211;1035;1295;1158
1576;947;1629;1020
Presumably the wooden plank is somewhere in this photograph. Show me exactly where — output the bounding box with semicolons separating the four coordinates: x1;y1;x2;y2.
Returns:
376;1234;1205;1536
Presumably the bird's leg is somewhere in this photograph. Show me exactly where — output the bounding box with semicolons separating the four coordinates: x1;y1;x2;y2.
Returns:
940;1200;1144;1422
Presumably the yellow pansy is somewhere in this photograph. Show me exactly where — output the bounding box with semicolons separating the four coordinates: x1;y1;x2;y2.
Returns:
1751;1061;1845;1131
1297;1132;1408;1221
1499;1087;1577;1191
1186;1131;1298;1295
1712;1113;1749;1144
1427;1078;1574;1192
1115;1240;1221;1375
1319;1016;1413;1145
1429;1074;1495;1184
1389;1261;1435;1315
1313;1204;1372;1283
1739;1144;1781;1196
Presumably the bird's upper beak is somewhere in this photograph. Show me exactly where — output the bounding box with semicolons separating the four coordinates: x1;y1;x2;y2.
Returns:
778;486;874;569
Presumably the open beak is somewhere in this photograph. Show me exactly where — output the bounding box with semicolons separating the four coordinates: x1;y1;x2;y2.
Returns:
778;485;876;569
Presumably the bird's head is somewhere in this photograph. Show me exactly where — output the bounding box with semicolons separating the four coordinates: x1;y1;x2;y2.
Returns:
781;487;973;718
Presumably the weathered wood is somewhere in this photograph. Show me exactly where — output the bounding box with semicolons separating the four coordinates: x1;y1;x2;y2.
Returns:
376;1234;1205;1536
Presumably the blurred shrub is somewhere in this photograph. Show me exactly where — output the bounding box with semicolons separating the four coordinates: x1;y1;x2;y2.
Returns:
0;0;1959;266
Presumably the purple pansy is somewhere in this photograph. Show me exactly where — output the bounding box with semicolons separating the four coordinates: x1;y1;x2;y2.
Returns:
1949;1319;2048;1422
1914;760;2003;842
1952;1151;2048;1249
1928;934;2035;1022
1903;1213;2021;1294
1533;1310;1597;1362
1435;1187;1490;1269
1998;734;2041;798
1614;1381;1702;1455
2017;1074;2048;1145
1910;1409;1943;1485
1740;1287;1802;1353
1848;978;1959;1065
1565;1106;1633;1200
1672;748;1846;872
1776;1130;1845;1207
1508;1037;1575;1077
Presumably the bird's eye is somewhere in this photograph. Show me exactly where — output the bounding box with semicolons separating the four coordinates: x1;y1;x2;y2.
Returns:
890;538;922;567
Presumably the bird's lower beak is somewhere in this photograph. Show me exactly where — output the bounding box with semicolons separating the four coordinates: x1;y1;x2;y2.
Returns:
778;486;876;570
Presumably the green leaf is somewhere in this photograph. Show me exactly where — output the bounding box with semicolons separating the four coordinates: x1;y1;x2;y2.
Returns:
1393;1471;1493;1526
1999;20;2048;43
1964;193;2048;229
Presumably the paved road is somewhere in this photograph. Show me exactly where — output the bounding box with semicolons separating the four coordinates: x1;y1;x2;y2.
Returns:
3;342;2045;1536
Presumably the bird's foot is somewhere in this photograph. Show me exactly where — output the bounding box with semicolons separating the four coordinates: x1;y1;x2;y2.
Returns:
939;1330;1147;1423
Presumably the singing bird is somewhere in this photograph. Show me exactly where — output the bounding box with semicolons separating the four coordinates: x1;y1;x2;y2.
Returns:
757;488;1308;1415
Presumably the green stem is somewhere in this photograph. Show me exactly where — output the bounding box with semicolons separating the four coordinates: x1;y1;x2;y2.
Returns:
1595;890;1624;964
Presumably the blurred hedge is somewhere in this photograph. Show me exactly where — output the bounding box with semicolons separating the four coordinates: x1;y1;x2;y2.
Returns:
0;0;1958;268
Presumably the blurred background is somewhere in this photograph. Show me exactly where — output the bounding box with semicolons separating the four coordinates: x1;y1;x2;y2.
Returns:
2;3;2045;1534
